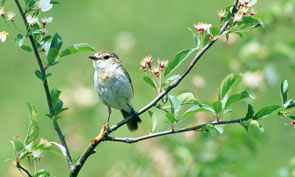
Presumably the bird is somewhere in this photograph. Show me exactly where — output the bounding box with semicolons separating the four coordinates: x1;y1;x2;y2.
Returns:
89;51;141;131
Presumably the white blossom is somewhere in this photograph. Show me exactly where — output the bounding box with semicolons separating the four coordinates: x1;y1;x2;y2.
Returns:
0;31;9;42
7;11;16;21
194;22;212;33
41;16;53;25
26;15;39;25
37;0;53;12
233;13;243;23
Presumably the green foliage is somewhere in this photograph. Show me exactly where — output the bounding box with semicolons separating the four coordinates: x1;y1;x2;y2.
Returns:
182;104;215;118
201;124;223;135
161;75;179;87
24;104;39;144
15;34;26;47
148;111;157;132
281;80;288;105
59;43;96;58
47;33;63;65
176;92;198;105
254;105;282;120
165;112;176;124
212;101;222;115
34;169;50;177
246;104;255;120
202;34;211;46
143;76;156;89
164;48;198;77
188;28;200;48
50;88;67;116
225;90;255;108
218;73;241;100
210;27;221;37
168;95;181;117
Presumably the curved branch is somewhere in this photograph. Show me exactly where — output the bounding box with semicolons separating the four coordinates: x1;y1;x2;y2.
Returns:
16;163;32;177
14;0;74;171
105;117;245;144
71;0;240;176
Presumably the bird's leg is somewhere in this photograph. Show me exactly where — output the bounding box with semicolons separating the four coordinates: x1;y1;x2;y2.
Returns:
127;103;136;116
107;106;112;132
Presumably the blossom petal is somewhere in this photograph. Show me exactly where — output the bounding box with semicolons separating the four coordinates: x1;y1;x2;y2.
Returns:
41;4;53;12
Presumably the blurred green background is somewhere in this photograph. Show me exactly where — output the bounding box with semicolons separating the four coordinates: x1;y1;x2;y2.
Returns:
1;0;295;176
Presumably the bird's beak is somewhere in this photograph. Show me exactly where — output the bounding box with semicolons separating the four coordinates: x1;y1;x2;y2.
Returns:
88;56;96;60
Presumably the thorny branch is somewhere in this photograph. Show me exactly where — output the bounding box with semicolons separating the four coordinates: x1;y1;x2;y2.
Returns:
71;0;240;176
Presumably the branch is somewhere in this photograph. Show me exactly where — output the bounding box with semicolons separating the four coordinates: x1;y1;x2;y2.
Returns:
108;0;239;134
105;117;246;143
71;0;240;176
16;163;32;177
14;0;74;171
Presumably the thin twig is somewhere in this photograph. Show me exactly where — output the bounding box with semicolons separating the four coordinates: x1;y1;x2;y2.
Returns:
14;0;74;171
104;118;245;143
16;163;33;177
71;0;240;176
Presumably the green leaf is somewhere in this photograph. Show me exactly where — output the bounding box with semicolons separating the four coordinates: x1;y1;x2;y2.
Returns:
188;28;200;48
21;45;32;52
212;101;222;114
34;70;43;80
41;35;52;43
148;111;157;132
284;99;295;109
10;138;24;152
50;88;62;110
34;169;50;177
225;90;255;108
59;43;96;58
218;73;241;100
254;105;282;120
168;95;181;117
182;104;215;118
24;104;39;145
143;76;156;89
214;125;223;134
225;33;230;41
246;104;255;120
164;48;197;77
38;139;67;157
15;34;26;47
201;124;223;135
280;80;288;104
1;0;7;6
47;33;63;64
210;27;220;36
203;34;210;46
28;29;43;35
165;112;176;124
239;16;260;27
51;0;60;4
176;92;198;105
161;75;179;87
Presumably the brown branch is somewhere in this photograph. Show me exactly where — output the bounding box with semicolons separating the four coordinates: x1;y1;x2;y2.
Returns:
71;0;240;176
104;117;246;143
16;163;32;177
14;0;74;171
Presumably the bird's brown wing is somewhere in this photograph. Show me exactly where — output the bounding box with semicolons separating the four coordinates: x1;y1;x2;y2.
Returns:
118;65;134;96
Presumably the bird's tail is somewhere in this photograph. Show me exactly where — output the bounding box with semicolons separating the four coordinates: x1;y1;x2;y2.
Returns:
120;110;142;131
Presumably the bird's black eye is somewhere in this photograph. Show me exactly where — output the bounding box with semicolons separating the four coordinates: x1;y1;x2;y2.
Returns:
104;55;110;59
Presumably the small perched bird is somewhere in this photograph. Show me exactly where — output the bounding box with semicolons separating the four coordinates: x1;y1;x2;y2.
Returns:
89;51;141;131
